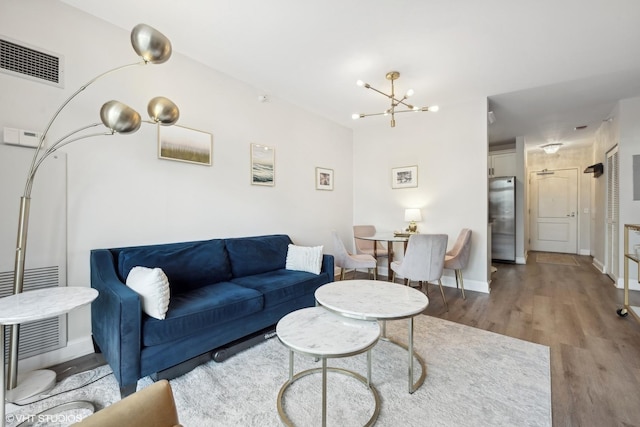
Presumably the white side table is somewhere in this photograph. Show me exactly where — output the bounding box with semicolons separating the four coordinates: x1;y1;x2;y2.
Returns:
276;307;381;426
315;280;429;393
0;287;98;426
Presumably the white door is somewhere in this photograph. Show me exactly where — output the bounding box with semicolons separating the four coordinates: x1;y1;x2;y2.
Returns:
606;147;619;281
530;169;578;253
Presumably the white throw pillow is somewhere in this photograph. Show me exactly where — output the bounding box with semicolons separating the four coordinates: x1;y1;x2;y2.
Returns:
126;266;170;320
285;244;323;275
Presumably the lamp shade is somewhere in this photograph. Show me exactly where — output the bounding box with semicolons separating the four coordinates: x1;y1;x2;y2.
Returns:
100;101;142;134
404;208;422;222
147;96;180;125
131;24;172;64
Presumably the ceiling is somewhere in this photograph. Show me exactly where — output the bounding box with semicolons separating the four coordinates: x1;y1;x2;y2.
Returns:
61;0;640;151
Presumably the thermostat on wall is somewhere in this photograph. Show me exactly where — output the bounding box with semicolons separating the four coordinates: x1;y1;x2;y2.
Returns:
3;127;41;148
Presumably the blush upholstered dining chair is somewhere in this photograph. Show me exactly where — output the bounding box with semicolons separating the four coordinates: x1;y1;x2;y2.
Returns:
390;234;448;309
353;225;392;276
333;231;378;280
444;228;472;299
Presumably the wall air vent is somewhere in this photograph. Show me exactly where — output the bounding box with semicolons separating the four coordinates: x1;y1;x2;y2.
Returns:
0;36;64;88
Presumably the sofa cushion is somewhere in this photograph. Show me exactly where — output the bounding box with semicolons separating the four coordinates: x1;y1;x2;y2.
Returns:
225;234;292;278
231;268;328;308
142;281;263;347
118;239;232;294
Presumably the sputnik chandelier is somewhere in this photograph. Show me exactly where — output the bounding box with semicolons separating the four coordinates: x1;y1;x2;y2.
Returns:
352;71;438;127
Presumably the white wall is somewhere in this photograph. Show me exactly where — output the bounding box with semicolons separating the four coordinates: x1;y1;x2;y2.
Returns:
0;0;353;368
352;98;490;293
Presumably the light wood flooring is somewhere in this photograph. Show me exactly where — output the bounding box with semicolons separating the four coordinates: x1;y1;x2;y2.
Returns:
411;252;640;427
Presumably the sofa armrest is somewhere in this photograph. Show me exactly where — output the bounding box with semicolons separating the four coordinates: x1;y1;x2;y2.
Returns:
321;254;334;280
90;249;143;389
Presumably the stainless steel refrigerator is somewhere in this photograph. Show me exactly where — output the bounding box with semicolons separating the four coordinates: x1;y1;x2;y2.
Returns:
489;176;516;262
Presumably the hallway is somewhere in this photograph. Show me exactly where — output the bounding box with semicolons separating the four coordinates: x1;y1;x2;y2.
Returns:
424;252;640;426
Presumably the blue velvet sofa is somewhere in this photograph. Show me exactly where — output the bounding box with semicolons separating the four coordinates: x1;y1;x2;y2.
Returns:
90;234;334;396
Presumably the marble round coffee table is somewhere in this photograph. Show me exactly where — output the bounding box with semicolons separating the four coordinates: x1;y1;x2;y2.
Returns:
315;280;429;393
276;306;381;427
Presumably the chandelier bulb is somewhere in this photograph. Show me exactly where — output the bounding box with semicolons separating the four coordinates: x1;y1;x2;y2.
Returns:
405;89;414;98
429;105;440;112
356;80;365;87
352;113;362;120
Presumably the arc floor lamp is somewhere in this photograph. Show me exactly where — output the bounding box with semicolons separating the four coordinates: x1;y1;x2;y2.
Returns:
6;23;180;403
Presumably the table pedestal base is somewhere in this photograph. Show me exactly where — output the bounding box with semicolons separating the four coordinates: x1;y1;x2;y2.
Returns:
5;370;57;404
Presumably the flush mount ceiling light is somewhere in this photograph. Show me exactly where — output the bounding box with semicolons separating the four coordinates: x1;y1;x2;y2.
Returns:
352;71;438;127
541;143;563;154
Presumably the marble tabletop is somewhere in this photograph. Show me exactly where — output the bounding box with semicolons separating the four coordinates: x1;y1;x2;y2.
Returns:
0;287;98;325
315;280;429;320
355;232;409;242
277;307;380;358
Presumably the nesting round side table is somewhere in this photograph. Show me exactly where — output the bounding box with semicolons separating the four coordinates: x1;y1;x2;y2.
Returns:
276;306;381;427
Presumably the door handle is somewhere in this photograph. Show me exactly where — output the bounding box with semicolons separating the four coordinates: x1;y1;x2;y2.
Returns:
566;212;575;217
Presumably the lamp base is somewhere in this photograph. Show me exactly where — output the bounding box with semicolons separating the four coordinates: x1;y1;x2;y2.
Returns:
5;369;57;404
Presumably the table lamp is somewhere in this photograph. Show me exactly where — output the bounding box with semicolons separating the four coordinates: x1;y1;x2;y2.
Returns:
404;208;422;233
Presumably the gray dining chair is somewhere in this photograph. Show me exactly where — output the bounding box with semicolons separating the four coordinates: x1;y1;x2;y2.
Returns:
333;231;378;280
444;228;472;299
390;234;448;309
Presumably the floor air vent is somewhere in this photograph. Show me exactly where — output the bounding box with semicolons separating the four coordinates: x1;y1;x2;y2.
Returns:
0;37;64;88
1;266;66;360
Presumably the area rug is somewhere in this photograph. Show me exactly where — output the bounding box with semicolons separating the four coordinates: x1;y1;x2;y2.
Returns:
536;252;579;266
7;316;551;427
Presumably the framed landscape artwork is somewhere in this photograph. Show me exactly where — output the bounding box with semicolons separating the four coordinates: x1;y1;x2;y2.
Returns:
391;165;418;189
158;125;212;166
316;167;334;190
251;143;275;186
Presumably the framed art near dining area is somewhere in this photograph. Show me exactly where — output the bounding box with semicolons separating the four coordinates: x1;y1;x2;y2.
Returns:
158;125;213;166
251;143;275;186
391;165;418;189
316;167;334;190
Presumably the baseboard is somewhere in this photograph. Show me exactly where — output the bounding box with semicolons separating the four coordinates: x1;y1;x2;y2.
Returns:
515;256;526;265
579;249;591;256
592;257;605;274
15;336;95;374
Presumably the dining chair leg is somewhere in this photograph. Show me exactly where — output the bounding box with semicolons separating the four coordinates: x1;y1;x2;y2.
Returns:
372;268;377;280
404;278;409;286
457;270;466;299
340;268;345;281
438;279;448;310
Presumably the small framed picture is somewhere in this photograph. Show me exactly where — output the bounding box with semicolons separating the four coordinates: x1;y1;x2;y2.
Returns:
158;125;213;166
316;167;334;191
251;143;275;186
391;165;418;189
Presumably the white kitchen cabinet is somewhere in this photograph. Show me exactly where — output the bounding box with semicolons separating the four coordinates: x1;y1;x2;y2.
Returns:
488;150;516;177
